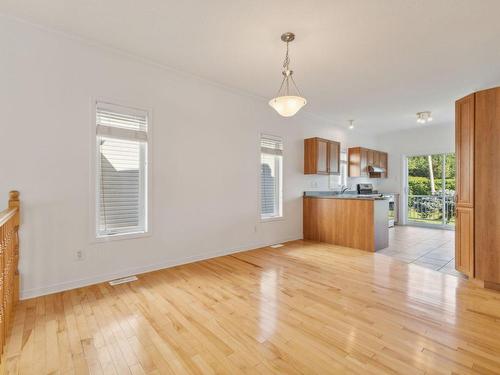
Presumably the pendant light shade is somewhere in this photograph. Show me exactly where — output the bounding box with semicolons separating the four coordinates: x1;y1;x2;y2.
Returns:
269;32;307;117
269;96;307;117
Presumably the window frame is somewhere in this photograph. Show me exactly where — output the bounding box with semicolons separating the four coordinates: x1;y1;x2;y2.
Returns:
259;133;284;222
89;98;153;243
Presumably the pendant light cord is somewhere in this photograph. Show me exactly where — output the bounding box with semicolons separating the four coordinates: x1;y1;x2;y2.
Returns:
283;41;290;71
290;75;303;97
274;76;287;98
272;38;303;99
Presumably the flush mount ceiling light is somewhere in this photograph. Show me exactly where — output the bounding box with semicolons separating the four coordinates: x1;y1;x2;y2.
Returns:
269;32;307;117
416;111;433;124
348;120;355;130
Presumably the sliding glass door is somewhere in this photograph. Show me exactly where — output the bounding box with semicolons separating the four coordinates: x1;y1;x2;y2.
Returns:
406;153;456;228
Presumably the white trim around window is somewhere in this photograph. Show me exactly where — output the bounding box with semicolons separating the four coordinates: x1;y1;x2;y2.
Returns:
260;133;284;222
89;97;153;242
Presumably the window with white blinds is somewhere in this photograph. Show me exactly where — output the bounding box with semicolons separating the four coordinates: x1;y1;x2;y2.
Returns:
260;135;283;219
95;102;149;238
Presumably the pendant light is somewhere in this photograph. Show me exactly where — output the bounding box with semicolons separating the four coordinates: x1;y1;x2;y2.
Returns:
269;32;307;117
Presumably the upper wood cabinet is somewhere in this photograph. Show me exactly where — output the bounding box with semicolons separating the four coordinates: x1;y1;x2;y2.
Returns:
328;141;340;174
456;94;475;207
348;147;388;178
379;152;388;178
304;137;340;174
317;138;329;174
360;148;368;176
304;137;340;175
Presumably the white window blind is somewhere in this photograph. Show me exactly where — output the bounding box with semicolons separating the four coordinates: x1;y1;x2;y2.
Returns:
95;102;149;237
260;135;283;219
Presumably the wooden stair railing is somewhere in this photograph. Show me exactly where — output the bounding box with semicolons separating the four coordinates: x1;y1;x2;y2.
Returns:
0;191;20;360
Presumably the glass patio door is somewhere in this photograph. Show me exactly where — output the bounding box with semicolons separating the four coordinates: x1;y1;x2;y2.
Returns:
406;153;456;228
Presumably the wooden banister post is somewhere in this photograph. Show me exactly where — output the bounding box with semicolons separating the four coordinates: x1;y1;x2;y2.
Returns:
0;191;21;363
8;191;19;223
8;191;20;304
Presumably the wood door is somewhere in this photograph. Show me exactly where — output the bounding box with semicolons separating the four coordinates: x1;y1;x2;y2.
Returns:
360;148;368;176
327;141;340;175
373;151;380;168
316;139;329;174
455;206;474;277
348;147;360;177
379;152;388;178
304;138;329;174
474;88;500;283
455;94;475;207
367;149;374;167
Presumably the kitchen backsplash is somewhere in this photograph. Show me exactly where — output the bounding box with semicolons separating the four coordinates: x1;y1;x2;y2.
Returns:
304;174;378;192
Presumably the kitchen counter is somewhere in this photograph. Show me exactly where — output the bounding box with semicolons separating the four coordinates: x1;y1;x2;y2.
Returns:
303;194;389;252
303;191;388;200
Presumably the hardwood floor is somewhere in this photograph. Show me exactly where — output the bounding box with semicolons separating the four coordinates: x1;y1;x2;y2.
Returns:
3;240;500;374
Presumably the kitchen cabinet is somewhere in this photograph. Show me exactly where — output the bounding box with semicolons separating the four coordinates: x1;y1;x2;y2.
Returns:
454;92;476;279
304;137;340;175
348;147;388;178
456;94;474;207
327;141;340;175
379;152;388;178
373;151;380;170
455;87;500;286
474;88;500;284
360;148;368;176
303;196;388;252
455;206;474;277
367;149;374;167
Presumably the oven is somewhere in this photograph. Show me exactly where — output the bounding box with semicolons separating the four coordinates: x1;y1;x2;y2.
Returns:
356;184;396;227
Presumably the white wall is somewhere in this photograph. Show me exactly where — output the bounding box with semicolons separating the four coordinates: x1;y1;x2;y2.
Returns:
0;17;377;299
376;124;455;194
375;124;455;223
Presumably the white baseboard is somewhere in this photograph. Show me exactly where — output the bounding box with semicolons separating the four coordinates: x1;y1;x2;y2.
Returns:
20;234;303;300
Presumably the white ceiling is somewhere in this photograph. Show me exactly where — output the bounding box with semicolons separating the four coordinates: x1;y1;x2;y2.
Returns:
2;0;500;134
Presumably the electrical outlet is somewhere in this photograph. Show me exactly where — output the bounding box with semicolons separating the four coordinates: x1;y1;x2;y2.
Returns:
75;249;85;261
254;225;258;233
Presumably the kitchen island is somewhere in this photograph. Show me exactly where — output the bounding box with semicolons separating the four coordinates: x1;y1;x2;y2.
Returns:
303;192;389;252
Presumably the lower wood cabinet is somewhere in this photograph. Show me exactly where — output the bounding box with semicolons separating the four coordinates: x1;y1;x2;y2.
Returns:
303;197;388;252
455;206;474;277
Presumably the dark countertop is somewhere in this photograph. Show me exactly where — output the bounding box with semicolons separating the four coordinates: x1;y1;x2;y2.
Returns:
303;191;388;201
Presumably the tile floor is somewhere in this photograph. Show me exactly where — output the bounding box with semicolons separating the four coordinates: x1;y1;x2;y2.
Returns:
378;225;462;277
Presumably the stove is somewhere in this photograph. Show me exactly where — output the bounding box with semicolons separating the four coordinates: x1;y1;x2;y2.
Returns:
357;184;395;226
357;183;376;195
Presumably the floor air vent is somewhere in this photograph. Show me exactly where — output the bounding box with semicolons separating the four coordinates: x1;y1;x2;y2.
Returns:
270;243;284;248
109;275;138;286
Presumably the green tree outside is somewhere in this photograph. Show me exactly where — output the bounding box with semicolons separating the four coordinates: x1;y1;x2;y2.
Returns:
407;153;456;225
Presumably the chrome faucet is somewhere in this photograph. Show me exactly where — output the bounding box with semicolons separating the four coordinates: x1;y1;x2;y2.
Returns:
340;185;350;194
